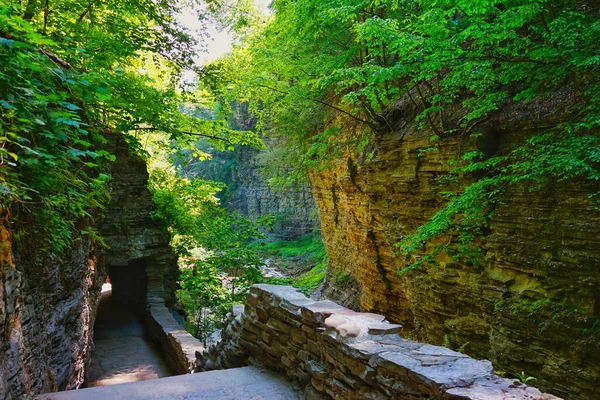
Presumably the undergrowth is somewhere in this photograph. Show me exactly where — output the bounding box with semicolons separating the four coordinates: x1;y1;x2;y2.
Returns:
251;233;328;295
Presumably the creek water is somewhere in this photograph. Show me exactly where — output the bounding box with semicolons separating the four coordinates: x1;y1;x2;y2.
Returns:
86;285;172;387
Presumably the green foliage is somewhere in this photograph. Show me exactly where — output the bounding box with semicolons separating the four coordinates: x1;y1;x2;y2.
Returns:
177;259;229;346
1;0;263;263
253;233;328;294
333;272;351;283
250;233;326;260
148;142;270;339
294;262;326;294
512;371;538;384
214;0;600;271
0;1;117;261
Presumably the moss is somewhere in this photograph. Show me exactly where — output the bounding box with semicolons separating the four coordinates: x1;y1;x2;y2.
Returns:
295;262;327;294
250;233;326;260
334;272;351;282
258;233;328;295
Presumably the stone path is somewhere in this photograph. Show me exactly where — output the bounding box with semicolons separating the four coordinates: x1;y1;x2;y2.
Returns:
87;287;172;386
39;366;301;399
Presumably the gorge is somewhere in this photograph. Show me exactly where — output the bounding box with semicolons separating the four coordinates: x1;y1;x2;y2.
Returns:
1;1;599;400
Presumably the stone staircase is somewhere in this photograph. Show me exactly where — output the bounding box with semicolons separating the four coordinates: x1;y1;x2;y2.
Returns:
38;366;301;400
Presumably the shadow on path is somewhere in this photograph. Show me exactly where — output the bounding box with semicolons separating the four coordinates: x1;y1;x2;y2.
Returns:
87;286;172;387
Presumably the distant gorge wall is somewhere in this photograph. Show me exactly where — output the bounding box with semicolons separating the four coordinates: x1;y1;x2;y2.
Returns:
227;137;319;240
310;95;600;399
196;284;558;400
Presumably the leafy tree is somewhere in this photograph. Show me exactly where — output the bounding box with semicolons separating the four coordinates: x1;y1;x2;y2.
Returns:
212;0;600;271
0;0;267;344
0;0;262;263
147;138;271;339
177;259;227;346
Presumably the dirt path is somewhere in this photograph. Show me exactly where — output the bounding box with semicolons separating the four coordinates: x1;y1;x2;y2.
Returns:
87;287;172;387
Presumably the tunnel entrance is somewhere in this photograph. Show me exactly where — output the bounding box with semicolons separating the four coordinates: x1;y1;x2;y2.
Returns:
87;258;172;387
108;258;148;314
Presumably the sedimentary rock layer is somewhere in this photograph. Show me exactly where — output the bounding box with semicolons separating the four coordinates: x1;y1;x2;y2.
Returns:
100;134;179;305
0;218;104;399
310;96;600;399
226;136;319;240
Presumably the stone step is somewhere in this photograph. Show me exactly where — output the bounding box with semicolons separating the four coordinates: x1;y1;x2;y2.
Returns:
38;366;301;400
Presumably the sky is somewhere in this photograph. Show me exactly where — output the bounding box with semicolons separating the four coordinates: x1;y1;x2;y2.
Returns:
177;0;272;66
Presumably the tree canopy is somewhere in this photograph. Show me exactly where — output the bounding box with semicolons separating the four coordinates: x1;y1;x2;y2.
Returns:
0;0;260;262
214;0;600;270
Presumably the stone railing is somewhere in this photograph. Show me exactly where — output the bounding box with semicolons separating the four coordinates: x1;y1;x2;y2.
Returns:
145;292;205;375
196;284;560;400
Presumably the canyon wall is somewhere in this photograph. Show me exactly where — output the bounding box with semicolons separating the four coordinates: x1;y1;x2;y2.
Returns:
226;136;319;240
101;134;179;307
182;134;319;240
311;96;600;399
0;218;104;399
0;133;179;399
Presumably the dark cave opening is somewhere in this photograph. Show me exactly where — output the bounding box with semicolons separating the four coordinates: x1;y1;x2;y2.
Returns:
86;258;172;387
108;258;149;315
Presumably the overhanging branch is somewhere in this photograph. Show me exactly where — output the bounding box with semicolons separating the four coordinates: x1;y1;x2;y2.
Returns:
133;127;233;144
254;83;375;128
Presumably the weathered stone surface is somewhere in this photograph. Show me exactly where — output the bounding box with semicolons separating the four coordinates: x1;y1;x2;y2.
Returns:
195;284;559;400
367;323;402;336
38;366;301;400
0;218;105;399
101;134;179;306
145;295;205;375
310;96;600;399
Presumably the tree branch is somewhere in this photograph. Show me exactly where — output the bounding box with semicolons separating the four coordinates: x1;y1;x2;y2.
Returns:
254;83;374;128
76;0;100;24
133;127;233;144
39;48;72;69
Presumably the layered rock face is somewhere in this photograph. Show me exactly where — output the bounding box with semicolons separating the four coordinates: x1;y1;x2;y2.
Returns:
0;133;180;399
0;219;105;399
312;97;600;399
226;137;319;240
100;134;179;306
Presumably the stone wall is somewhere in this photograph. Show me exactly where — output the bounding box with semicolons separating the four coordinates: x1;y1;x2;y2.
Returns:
310;95;600;399
196;284;558;400
145;293;206;375
0;218;105;399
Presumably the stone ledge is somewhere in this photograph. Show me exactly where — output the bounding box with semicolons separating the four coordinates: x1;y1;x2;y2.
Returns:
196;284;561;400
145;294;205;375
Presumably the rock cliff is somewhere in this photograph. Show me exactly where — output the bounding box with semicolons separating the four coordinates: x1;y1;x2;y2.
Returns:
227;137;319;240
0;217;104;399
312;96;600;399
100;134;179;307
0;133;179;399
